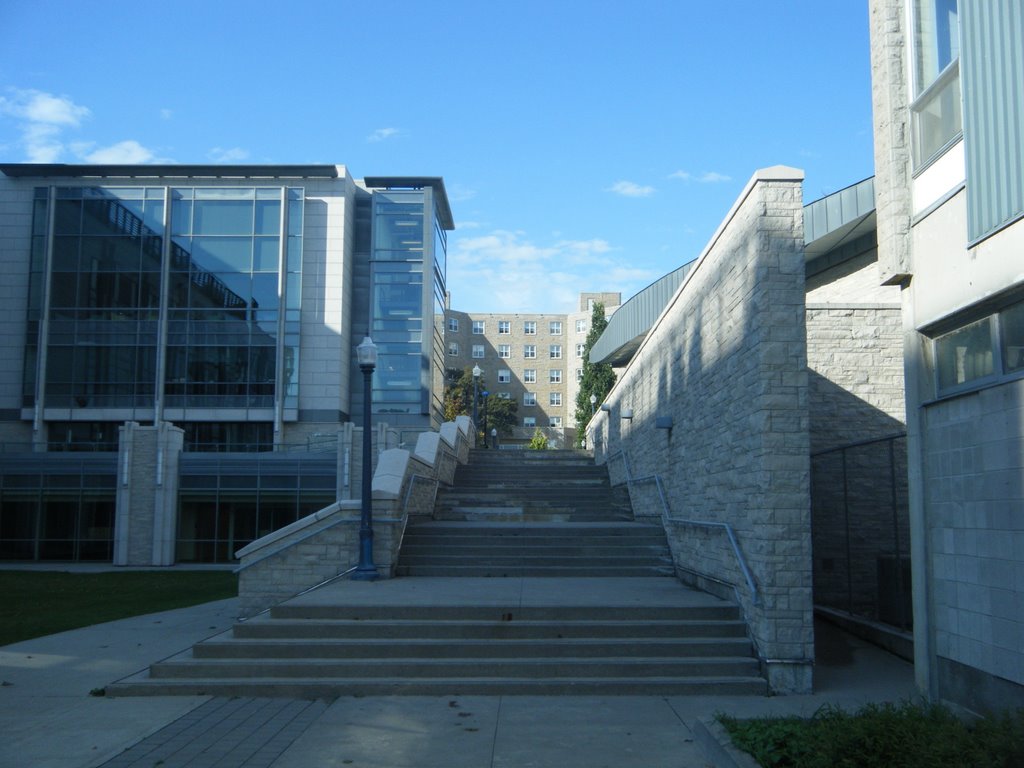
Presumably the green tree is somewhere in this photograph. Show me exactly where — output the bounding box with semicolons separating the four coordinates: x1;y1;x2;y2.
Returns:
527;427;549;450
442;367;484;423
442;367;518;442
574;302;618;446
483;396;518;437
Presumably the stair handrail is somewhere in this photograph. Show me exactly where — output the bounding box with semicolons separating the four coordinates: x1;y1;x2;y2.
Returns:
605;450;758;605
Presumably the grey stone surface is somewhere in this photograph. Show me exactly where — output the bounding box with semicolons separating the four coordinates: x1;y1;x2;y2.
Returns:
591;168;814;693
0;567;919;768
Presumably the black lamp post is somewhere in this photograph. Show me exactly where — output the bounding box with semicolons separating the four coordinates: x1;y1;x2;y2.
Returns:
471;364;481;431
352;336;379;581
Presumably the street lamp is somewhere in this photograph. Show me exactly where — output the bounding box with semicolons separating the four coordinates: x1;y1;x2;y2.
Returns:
352;336;379;581
471;364;481;430
589;393;597;416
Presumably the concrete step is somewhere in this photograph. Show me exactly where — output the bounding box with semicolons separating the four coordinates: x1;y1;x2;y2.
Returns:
233;619;749;640
399;545;671;558
396;565;676;577
149;656;761;680
194;637;755;659
105;577;767;699
266;603;740;622
108;675;769;698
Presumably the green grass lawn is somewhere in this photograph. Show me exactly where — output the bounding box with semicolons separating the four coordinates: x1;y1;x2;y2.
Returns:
719;701;1024;768
0;570;238;647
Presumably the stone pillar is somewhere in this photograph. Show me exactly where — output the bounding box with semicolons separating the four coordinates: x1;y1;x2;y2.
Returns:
114;421;184;566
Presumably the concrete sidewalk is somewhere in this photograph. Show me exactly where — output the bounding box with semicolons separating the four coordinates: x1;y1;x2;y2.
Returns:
0;579;917;768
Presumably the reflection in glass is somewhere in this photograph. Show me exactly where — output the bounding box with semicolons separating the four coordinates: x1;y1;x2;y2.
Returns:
1001;302;1024;374
936;318;993;391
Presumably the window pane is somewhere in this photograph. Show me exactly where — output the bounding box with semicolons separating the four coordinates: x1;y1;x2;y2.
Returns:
913;0;960;94
936;317;993;391
193;200;253;235
254;200;281;235
1001;302;1024;374
191;236;252;272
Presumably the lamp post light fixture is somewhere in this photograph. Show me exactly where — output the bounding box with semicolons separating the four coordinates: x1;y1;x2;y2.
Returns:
589;393;597;416
471;364;482;430
352;336;379;581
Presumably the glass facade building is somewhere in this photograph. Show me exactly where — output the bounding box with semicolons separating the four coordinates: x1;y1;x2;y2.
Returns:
0;165;454;563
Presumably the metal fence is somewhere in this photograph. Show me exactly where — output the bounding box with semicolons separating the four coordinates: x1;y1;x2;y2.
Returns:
811;433;911;631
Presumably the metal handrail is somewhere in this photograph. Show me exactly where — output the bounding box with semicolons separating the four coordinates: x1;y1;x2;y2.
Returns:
605;449;758;604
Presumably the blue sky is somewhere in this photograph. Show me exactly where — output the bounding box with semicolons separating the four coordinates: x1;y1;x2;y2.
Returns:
0;0;874;313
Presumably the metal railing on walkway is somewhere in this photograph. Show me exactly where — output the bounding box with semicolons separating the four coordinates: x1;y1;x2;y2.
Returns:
606;450;758;605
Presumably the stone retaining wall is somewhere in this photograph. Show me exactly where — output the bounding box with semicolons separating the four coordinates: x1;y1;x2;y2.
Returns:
593;167;813;694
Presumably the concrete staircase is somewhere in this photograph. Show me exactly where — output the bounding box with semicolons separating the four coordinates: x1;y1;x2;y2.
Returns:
108;579;766;697
433;449;632;522
397;522;675;577
107;449;767;697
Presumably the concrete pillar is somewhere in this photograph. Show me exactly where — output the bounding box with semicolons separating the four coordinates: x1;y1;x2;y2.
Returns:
114;421;184;566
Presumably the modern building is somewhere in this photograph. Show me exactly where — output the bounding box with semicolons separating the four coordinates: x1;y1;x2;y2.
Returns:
445;292;619;446
0;164;453;563
869;0;1024;713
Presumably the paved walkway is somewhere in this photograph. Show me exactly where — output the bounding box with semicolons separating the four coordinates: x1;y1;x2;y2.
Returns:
0;577;918;768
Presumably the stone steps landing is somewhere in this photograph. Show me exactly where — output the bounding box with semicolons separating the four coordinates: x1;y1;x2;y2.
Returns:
106;587;766;698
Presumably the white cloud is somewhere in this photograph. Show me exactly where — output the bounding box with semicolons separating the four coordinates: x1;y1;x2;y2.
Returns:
160;108;173;120
0;89;90;126
0;88;91;162
669;170;732;184
447;229;656;313
607;180;655;198
82;140;156;164
446;181;477;202
367;127;400;142
207;146;250;163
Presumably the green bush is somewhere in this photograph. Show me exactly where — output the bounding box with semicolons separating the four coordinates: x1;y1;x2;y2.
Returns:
718;701;1024;768
527;428;549;450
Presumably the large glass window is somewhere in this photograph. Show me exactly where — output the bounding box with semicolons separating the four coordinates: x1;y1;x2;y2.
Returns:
166;187;298;409
911;0;961;167
936;317;993;391
1000;302;1024;374
31;186;301;413
933;298;1024;396
44;187;164;408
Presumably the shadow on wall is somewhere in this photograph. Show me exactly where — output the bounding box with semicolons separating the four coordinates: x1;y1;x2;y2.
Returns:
809;373;910;633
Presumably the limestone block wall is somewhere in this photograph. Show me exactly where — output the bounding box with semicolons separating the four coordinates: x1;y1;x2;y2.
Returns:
923;378;1024;711
869;0;913;285
593;167;812;694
